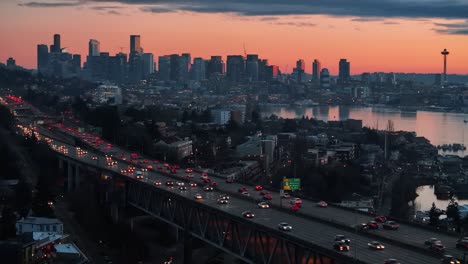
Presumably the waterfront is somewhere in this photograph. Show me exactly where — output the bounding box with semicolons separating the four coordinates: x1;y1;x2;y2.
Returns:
414;185;468;212
261;105;468;157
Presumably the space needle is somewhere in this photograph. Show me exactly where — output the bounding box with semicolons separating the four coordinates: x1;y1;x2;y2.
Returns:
441;48;449;85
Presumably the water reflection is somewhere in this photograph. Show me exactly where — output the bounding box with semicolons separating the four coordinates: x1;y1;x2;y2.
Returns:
261;105;468;157
414;185;468;211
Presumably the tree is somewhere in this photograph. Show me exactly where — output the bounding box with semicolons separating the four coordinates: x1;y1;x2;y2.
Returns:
429;202;441;227
0;206;17;239
447;195;461;232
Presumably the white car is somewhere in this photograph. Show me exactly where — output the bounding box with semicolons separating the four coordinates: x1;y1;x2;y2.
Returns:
278;222;293;231
258;202;270;209
176;181;185;186
282;193;291;198
217;198;228;204
290;198;302;205
194;194;203;200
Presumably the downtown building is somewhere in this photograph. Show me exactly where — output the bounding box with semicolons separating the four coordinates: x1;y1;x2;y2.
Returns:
37;34;81;78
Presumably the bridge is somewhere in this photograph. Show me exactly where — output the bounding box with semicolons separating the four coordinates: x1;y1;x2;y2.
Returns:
2;99;453;264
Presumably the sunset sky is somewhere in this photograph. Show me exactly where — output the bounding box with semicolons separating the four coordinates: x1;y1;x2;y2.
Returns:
1;0;468;74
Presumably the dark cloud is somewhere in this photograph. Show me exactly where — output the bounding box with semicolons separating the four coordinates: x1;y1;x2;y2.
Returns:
273;21;316;27
434;20;468;35
259;16;279;21
382;21;399;25
351;17;385;22
107;10;122;15
19;1;82;7
90;6;123;10
140;6;175;13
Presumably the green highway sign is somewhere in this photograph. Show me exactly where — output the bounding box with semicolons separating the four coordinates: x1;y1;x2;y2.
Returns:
283;178;301;191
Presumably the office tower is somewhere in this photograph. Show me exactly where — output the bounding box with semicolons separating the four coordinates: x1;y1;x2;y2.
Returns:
142;53;155;78
50;34;61;53
320;68;330;88
37;44;49;72
361;72;370;84
192;57;206;81
6;58;16;67
89;39;100;57
180;53;191;81
130;35;143;53
169;54;180;81
109;52;128;83
312;59;321;82
295;59;305;83
72;54;81;70
246;54;259;81
338;59;350;84
441;48;449;84
158;56;171;81
207;56;223;78
226;55;245;82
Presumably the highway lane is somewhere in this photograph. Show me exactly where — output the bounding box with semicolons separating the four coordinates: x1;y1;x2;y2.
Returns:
44;138;440;264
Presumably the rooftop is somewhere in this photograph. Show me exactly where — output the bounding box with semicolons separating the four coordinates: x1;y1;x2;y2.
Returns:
54;243;79;254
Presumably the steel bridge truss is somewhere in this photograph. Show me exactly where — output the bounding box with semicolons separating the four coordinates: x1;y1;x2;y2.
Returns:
126;180;350;264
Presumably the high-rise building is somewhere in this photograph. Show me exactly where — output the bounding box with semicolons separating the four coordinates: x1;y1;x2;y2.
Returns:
312;59;321;82
158;56;171;81
338;59;350;84
191;57;206;81
37;44;49;72
130;35;143;54
72;54;81;70
50;34;61;53
180;53;191;81
6;58;16;68
88;39;100;57
108;53;128;83
246;54;259;81
295;59;305;83
320;68;330;88
142;53;155;78
207;56;223;78
226;55;245;82
169;54;180;81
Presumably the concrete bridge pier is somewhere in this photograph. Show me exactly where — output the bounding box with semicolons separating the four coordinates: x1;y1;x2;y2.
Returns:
67;161;74;192
74;164;81;191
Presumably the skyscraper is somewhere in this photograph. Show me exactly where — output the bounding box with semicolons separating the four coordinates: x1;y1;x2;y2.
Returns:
180;53;191;81
50;34;61;53
169;54;180;81
338;59;350;84
207;56;223;78
130;35;143;53
37;44;49;72
226;55;245;82
312;59;321;82
88;39;100;57
142;53;155;78
295;59;305;83
246;54;259;81
192;57;206;81
320;68;330;88
158;56;171;81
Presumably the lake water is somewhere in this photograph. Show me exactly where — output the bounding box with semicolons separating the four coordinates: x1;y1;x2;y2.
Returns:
414;185;468;211
261;105;468;157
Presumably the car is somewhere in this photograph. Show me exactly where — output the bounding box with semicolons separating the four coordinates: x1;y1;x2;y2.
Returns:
260;191;270;195
194;194;203;200
367;221;379;229
367;241;385;250
282;193;291;198
91;156;98;160
141;168;148;172
217;198;228;204
226;178;234;183
171;169;177;173
165;181;174;186
333;241;350;251
290;198;302;205
179;186;187;191
258;202;270;209
204;186;213;191
263;195;273;200
204;178;211;183
164;163;170;167
375;216;387;223
158;166;163;170
242;211;255;218
441;255;461;264
255;185;263;191
429;242;446;253
317;201;328;207
456;238;468;249
154;181;162;186
278;222;293;231
153;160;159;164
185;168;193;173
146;165;153;169
136;175;144;180
176;181;184;186
189;182;197;187
383;221;399;230
334;235;351;244
201;172;208;177
219;194;230;200
210;182;218;187
425;238;440;246
356;223;369;231
238;187;248;193
383;259;401;264
241;191;250;196
291;204;301;211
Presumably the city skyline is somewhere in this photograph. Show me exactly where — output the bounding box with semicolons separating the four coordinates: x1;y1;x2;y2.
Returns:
1;0;468;74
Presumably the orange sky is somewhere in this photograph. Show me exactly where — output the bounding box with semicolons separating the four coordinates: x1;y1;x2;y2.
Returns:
1;1;468;74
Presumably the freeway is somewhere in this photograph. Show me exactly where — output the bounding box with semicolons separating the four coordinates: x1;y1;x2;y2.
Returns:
30;130;440;264
48;121;467;260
